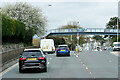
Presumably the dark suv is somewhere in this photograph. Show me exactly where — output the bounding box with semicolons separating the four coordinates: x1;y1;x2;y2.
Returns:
19;48;47;73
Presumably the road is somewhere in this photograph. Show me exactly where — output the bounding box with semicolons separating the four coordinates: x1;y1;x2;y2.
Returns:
1;50;118;79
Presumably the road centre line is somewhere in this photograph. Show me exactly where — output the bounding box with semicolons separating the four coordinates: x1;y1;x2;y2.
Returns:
73;52;96;78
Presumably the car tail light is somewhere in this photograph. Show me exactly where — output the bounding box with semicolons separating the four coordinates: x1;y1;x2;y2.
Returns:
57;48;59;50
51;47;53;49
38;57;45;60
67;48;69;50
20;58;26;61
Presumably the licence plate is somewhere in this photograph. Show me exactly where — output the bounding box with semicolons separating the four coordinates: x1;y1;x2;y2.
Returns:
61;50;65;51
28;58;37;60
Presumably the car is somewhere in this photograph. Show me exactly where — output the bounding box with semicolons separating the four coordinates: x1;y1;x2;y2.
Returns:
113;42;120;51
19;48;47;73
56;45;70;56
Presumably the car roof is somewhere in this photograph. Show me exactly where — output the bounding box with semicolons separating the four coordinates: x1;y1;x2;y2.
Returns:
58;45;68;46
24;48;41;51
113;42;120;44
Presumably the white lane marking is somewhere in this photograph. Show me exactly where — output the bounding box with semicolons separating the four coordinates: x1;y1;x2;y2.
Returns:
76;55;78;57
1;63;18;76
86;67;88;70
90;72;92;74
50;58;52;60
83;64;85;66
47;62;50;65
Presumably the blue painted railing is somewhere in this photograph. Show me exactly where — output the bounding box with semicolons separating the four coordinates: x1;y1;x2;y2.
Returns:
46;28;120;36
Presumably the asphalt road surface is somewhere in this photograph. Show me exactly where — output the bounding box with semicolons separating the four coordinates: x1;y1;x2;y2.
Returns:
2;51;118;79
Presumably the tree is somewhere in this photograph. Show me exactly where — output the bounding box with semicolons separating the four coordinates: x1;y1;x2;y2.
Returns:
105;17;120;42
58;21;86;50
2;14;26;44
59;21;82;29
93;35;105;45
106;17;120;29
93;35;104;41
2;2;47;35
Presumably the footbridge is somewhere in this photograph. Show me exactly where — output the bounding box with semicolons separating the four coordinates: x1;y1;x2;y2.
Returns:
46;28;120;37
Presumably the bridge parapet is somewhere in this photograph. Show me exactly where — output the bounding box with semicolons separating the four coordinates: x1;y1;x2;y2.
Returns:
46;28;120;36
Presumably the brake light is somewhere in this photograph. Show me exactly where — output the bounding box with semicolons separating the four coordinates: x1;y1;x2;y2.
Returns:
20;58;26;61
67;48;69;50
38;57;45;60
51;47;53;49
57;48;59;50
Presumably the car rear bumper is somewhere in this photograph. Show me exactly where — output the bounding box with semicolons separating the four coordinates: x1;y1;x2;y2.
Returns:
57;52;70;55
20;63;46;70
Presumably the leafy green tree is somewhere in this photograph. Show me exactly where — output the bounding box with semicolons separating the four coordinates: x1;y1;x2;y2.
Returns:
93;35;104;41
106;17;120;29
2;14;26;44
105;17;120;42
58;21;86;50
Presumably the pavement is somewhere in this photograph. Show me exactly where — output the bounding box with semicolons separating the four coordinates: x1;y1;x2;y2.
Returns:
1;50;118;79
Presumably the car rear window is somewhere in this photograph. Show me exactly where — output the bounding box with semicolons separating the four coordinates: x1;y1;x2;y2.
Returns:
22;50;43;57
59;46;68;49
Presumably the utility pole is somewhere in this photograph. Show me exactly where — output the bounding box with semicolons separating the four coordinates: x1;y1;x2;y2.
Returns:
71;35;72;51
117;18;119;42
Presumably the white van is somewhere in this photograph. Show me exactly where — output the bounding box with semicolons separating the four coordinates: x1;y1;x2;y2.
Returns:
40;39;55;53
113;42;120;51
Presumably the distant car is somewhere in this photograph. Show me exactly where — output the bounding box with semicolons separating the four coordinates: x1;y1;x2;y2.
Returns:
113;42;120;51
102;47;107;50
56;45;70;56
19;48;47;73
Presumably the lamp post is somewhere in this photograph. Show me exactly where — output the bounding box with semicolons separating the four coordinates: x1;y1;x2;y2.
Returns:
76;22;80;52
117;18;119;42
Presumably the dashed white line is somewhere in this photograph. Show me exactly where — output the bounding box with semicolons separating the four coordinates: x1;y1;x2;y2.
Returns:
50;58;52;60
86;67;88;70
89;72;92;74
83;64;85;66
47;62;50;65
76;55;78;57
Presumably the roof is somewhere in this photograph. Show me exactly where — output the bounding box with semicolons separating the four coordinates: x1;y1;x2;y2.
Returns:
24;48;41;51
58;45;68;46
113;42;120;44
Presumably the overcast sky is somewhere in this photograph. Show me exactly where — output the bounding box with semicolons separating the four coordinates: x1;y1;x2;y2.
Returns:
1;0;118;30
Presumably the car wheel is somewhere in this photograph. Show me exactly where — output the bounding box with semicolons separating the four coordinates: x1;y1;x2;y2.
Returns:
44;67;47;72
68;54;70;56
43;65;47;72
19;68;24;73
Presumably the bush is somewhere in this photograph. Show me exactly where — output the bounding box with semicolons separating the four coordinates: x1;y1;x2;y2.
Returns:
2;14;33;45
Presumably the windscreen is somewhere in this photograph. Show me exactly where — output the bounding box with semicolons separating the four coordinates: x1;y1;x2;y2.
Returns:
114;44;120;47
